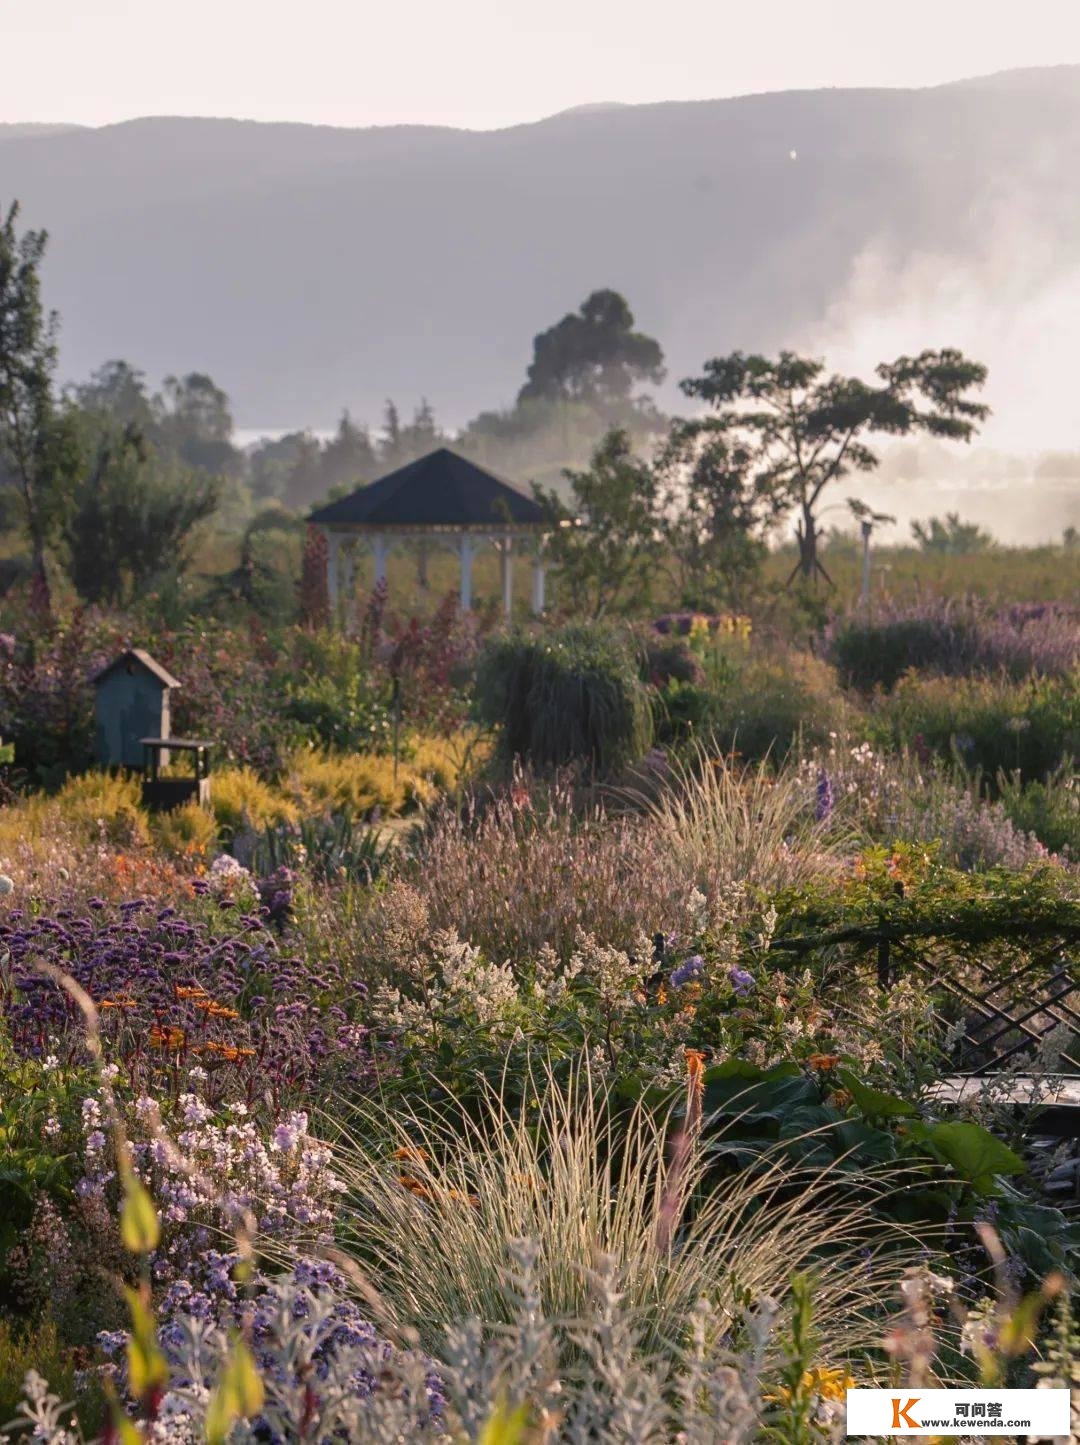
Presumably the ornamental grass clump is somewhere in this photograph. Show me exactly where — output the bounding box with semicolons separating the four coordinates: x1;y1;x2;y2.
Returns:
637;746;852;898
407;779;695;960
476;623;654;778
330;1057;914;1371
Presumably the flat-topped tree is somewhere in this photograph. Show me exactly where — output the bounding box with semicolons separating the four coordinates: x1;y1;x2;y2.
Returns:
519;289;665;409
679;349;990;585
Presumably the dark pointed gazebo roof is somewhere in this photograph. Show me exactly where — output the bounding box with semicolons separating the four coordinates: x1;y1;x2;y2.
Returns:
309;447;544;530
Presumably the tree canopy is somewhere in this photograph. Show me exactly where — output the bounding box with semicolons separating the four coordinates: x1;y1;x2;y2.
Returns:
680;349;990;583
519;289;665;409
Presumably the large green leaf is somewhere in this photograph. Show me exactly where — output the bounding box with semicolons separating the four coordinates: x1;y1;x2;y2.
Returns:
914;1120;1024;1194
836;1069;919;1119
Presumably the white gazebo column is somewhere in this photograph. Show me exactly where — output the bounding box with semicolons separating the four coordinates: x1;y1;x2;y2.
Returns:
372;534;390;590
459;535;477;611
341;541;356;623
325;530;341;617
499;537;514;619
531;556;546;615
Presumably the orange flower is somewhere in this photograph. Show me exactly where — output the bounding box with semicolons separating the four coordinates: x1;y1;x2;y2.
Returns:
657;984;669;1006
397;1173;479;1208
99;996;137;1011
827;1088;854;1109
196;1041;255;1060
685;1048;707;1095
194;1001;239;1020
807;1053;840;1072
392;1145;430;1164
175;985;209;1001
149;1024;186;1050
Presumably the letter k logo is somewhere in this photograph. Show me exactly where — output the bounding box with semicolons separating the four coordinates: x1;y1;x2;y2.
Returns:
891;1396;921;1429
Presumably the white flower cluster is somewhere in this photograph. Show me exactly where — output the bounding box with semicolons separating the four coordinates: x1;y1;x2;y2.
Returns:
373;928;521;1040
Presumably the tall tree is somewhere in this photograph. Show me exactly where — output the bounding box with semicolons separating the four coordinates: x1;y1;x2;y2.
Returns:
0;202;78;613
69;358;156;433
534;428;662;618
317;410;376;494
61;419;219;607
519;289;665;409
680;349;989;583
154;371;241;476
658;420;786;609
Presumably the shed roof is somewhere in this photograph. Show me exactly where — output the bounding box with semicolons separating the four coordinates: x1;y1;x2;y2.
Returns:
92;648;181;690
308;447;545;529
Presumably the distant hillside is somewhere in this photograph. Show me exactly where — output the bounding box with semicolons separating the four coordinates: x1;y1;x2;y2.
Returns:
0;123;84;142
0;68;1077;436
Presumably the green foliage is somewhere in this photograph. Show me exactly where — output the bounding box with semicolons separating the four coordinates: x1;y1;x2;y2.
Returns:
255;812;394;883
871;669;1080;784
680;1058;1076;1277
535;428;663;618
285;670;393;752
912;511;995;553
61;421;220;607
998;764;1079;858
518;288;665;407
475;622;653;776
0;200;81;609
654;650;847;762
680;347;989;582
0;1318;107;1435
657;416;786;610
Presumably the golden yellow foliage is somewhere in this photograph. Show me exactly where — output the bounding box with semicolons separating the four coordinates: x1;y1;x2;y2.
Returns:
210;767;298;836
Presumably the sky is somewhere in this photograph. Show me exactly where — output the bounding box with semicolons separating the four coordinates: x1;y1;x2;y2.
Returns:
3;0;1080;130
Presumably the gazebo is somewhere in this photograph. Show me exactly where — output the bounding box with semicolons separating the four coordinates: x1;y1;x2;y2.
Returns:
309;448;548;619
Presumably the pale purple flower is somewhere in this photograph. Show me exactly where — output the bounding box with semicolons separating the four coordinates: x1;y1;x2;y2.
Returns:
815;770;834;822
728;966;755;997
670;954;705;988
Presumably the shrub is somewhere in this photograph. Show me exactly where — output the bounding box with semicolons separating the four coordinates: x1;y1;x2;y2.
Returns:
0;614;123;786
287;749;416;820
211;765;298;838
159;620;293;775
634;628;705;688
148;799;219;859
806;741;1050;872
870;670;1080;785
285;671;394;753
54;771;149;848
475;623;653;777
998;765;1079;859
655;651;848;763
826;597;1080;692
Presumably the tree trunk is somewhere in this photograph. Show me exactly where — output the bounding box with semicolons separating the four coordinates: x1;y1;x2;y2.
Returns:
797;505;818;581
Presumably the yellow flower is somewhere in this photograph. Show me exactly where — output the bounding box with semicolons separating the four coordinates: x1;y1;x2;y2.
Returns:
771;1366;855;1403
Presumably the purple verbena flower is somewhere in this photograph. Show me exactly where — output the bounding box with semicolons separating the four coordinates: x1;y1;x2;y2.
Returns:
815;769;834;822
728;966;755;997
670;954;704;988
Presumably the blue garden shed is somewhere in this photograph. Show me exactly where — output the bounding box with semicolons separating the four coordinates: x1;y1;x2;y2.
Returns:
93;649;181;769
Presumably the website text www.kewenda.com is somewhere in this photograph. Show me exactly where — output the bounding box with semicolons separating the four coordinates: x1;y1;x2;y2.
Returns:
915;1419;1030;1431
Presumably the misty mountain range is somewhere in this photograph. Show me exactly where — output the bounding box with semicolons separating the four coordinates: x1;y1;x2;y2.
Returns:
2;65;1079;442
